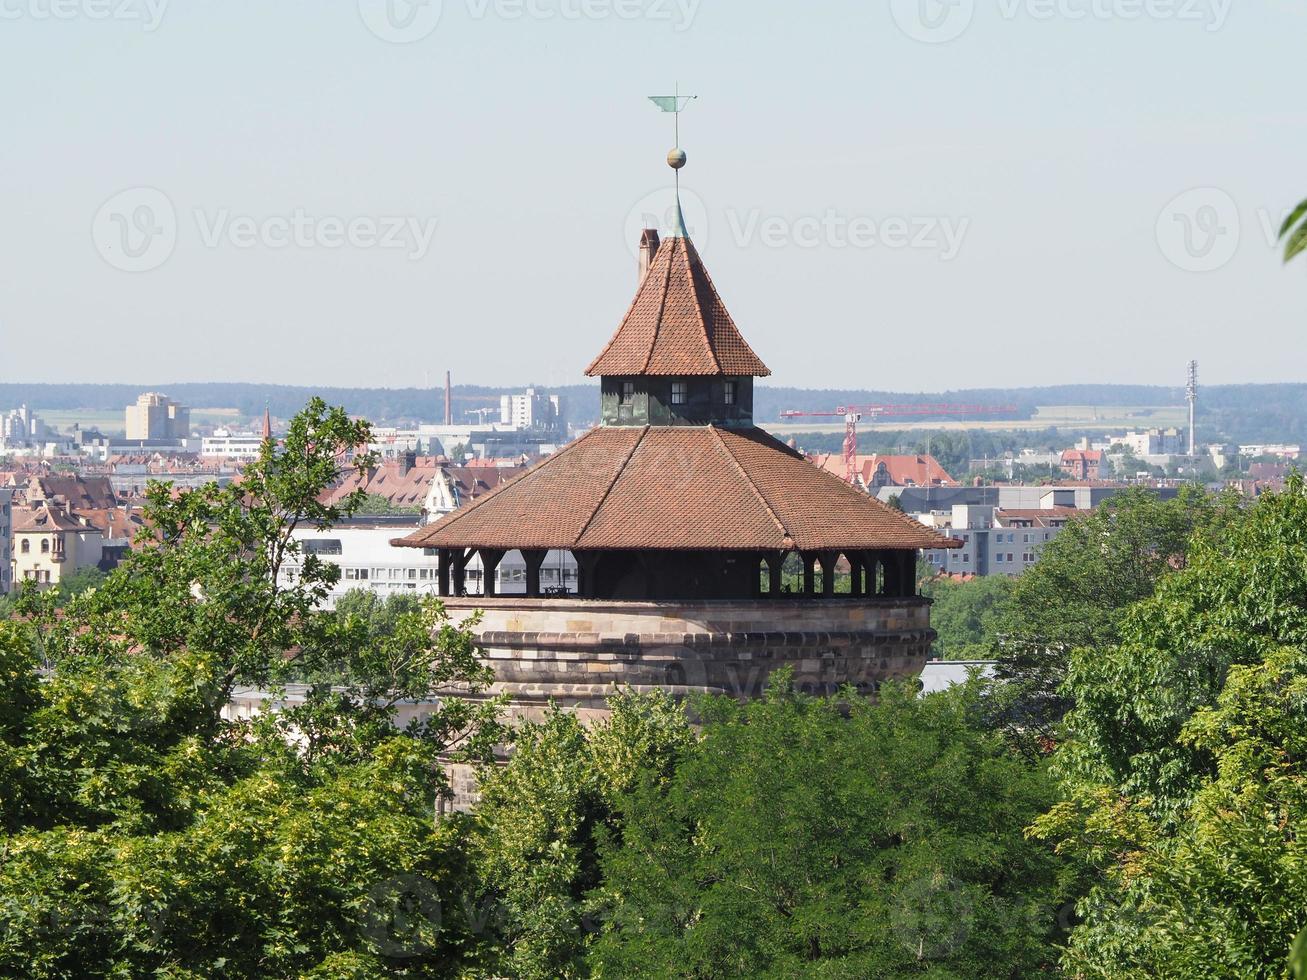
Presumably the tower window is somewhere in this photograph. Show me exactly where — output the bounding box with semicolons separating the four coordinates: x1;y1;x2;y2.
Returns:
621;381;635;405
671;381;688;405
723;381;736;405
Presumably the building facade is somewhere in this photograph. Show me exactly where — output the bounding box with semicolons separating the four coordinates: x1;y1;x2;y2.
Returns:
125;392;191;441
10;504;104;591
0;489;11;594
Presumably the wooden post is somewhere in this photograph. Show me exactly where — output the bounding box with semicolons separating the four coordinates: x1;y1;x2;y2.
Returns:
802;553;816;597
574;551;600;599
847;553;863;597
479;549;505;597
452;549;470;596
820;551;836;598
883;550;902;598
522;549;547;598
437;549;452;596
770;551;785;597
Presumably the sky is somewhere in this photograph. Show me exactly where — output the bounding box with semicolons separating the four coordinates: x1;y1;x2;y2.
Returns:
1;0;1304;393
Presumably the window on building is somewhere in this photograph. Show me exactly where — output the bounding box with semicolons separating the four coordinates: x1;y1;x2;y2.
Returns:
621;381;636;405
671;381;688;405
21;539;29;554
40;538;49;553
1008;553;1015;562
723;381;736;405
303;539;343;556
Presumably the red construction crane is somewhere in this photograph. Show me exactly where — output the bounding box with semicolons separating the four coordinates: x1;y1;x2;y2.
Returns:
778;404;1020;485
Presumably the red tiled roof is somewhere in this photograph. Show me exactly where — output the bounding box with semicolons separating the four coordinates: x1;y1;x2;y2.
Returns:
320;462;518;509
12;504;97;534
813;454;959;488
396;425;957;553
1060;450;1103;464
585;236;770;378
28;475;118;509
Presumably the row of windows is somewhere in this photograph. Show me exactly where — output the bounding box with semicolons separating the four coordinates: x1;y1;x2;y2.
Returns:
18;538;60;554
621;380;737;407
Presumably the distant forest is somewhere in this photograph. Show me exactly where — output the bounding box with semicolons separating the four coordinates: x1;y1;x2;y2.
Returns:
2;381;1304;445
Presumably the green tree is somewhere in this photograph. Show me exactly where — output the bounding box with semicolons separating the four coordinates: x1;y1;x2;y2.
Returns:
921;573;1016;660
1280;198;1307;263
993;486;1237;727
1033;478;1307;977
0;399;503;978
590;675;1068;978
469;690;693;979
357;492;423;516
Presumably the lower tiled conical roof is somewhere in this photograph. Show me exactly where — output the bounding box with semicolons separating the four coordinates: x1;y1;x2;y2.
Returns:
395;425;958;553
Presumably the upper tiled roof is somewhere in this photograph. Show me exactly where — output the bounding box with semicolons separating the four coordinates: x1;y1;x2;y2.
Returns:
585;236;770;378
395;425;956;553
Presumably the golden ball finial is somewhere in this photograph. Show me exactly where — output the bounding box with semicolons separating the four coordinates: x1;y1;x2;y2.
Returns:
667;147;687;170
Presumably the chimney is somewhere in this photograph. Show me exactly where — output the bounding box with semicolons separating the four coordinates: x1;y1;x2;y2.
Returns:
639;228;661;280
444;371;453;426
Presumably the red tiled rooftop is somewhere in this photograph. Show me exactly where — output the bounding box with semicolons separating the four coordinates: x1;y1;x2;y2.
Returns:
396;425;957;553
585;236;770;378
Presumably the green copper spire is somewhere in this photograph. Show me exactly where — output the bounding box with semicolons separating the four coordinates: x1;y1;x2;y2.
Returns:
650;85;696;239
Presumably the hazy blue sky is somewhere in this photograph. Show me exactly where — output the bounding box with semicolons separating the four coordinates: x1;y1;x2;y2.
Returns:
2;0;1304;392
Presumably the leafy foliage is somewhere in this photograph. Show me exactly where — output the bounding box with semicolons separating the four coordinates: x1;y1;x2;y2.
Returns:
469;691;693;979
1033;477;1307;977
1280;198;1307;264
993;486;1239;727
590;675;1068;978
0;399;503;978
920;574;1016;660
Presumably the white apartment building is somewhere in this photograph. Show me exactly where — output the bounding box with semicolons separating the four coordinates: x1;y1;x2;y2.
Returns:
1119;428;1185;457
278;522;577;607
500;388;566;433
201;429;265;461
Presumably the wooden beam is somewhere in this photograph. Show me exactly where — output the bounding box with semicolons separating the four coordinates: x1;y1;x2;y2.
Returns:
522;549;547;598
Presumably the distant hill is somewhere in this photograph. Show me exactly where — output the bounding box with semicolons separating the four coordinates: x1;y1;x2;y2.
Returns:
2;381;1303;445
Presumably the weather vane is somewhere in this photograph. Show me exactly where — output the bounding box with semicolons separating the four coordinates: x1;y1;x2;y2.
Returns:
648;84;697;179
